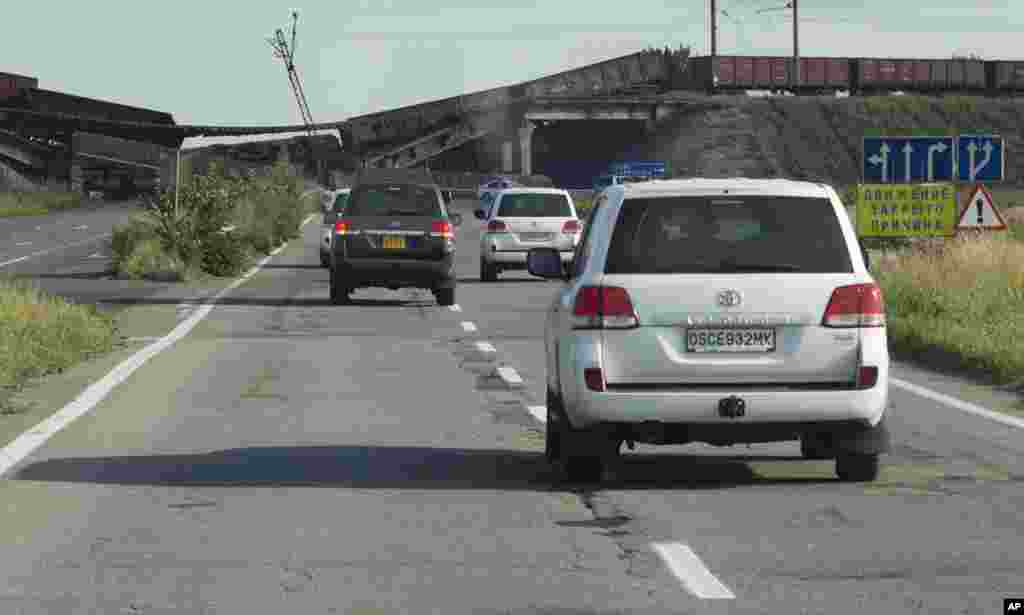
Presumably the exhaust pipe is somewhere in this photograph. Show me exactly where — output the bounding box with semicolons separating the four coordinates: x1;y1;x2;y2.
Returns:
718;395;746;419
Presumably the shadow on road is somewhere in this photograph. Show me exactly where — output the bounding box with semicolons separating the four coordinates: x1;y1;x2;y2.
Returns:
456;277;551;285
13;445;831;490
10;270;115;280
90;296;437;308
259;264;325;270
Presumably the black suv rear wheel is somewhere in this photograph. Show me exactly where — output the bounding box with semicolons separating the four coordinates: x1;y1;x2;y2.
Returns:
329;269;351;305
480;260;498;282
835;453;880;482
434;286;455;307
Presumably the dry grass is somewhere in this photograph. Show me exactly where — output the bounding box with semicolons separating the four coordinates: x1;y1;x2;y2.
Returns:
0;191;85;217
0;279;116;410
876;228;1024;385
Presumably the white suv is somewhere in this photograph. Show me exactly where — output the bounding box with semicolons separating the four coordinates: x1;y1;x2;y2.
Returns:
475;187;582;281
527;178;890;484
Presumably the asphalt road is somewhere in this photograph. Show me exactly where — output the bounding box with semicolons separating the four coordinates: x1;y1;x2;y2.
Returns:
1;198;1023;613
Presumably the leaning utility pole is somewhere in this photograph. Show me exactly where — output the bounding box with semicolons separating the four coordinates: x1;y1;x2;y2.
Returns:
268;11;315;135
268;11;327;183
710;0;717;57
792;0;800;91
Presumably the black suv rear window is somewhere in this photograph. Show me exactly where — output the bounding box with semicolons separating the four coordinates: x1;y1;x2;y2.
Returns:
332;192;350;213
605;196;853;274
347;184;441;217
497;193;573;217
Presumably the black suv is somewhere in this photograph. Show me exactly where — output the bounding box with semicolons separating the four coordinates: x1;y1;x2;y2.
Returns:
329;168;462;306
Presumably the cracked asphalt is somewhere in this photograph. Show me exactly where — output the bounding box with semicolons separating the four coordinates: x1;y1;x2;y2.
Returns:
1;198;1023;614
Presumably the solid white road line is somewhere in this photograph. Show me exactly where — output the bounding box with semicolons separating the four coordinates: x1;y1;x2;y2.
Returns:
651;542;736;600
0;217;316;479
0;233;112;268
526;405;547;424
495;366;524;388
891;377;1024;431
461;321;478;333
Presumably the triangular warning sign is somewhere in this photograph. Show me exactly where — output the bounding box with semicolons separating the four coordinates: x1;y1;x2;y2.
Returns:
957;185;1007;230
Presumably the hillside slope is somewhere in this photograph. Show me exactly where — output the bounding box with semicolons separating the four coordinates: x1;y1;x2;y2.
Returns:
641;94;1024;188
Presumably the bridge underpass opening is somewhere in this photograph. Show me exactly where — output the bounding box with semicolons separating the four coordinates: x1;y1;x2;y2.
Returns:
532;120;651;190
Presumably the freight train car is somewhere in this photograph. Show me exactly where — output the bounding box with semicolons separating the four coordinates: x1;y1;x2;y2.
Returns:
682;55;1006;96
852;57;986;94
687;55;849;93
988;60;1024;94
0;72;38;101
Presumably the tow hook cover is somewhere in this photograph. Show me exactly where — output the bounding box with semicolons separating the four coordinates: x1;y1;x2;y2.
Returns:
718;395;746;418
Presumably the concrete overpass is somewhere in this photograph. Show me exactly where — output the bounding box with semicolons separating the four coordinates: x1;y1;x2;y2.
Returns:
1;45;693;192
345;47;693;176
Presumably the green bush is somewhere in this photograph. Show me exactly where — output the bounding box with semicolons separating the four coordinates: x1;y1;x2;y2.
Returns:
112;160;311;279
110;217;159;270
120;238;189;282
201;230;252;277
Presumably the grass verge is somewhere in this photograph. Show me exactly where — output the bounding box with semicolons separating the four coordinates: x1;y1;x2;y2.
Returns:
875;219;1024;390
0;191;85;218
0;279;117;413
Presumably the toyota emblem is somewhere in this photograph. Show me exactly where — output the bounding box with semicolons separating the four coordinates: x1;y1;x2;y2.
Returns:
717;290;742;307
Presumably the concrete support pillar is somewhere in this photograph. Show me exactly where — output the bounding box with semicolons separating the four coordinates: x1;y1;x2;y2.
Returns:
158;149;177;193
64;134;82;193
502;141;515;173
519;121;535;177
276;144;290;165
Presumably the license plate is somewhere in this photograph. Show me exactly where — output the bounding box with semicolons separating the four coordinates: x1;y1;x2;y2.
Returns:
686;328;776;353
382;235;406;249
519;232;551;242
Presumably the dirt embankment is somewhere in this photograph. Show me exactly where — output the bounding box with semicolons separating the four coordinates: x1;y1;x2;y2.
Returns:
641;95;1024;188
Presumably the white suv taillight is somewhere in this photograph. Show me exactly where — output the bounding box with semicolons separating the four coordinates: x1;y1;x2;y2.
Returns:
571;286;639;329
822;283;886;328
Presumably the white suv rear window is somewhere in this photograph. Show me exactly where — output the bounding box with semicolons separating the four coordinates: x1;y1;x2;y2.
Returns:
605;196;853;274
497;194;573;217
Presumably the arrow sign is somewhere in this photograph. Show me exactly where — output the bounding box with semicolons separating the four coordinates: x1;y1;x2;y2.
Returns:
956;184;1008;230
864;136;954;183
957;135;1004;182
903;143;912;182
866;142;890;182
927;141;947;181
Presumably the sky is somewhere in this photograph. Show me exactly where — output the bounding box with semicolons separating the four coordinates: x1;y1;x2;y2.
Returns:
3;0;1021;149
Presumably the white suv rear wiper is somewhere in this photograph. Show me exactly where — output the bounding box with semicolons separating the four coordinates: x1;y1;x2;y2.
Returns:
715;260;803;272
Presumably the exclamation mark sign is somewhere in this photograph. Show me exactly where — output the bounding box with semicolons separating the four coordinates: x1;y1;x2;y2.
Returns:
976;198;984;225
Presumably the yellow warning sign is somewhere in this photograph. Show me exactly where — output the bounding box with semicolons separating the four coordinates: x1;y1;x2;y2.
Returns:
855;183;958;238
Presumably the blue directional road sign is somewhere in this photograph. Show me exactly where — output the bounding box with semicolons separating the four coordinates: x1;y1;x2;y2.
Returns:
956;135;1004;182
863;136;955;183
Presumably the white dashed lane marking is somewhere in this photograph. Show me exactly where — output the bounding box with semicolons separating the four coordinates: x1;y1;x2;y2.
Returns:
651;542;736;600
495;366;524;388
526;405;546;423
448;304;462;312
460;321;478;333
